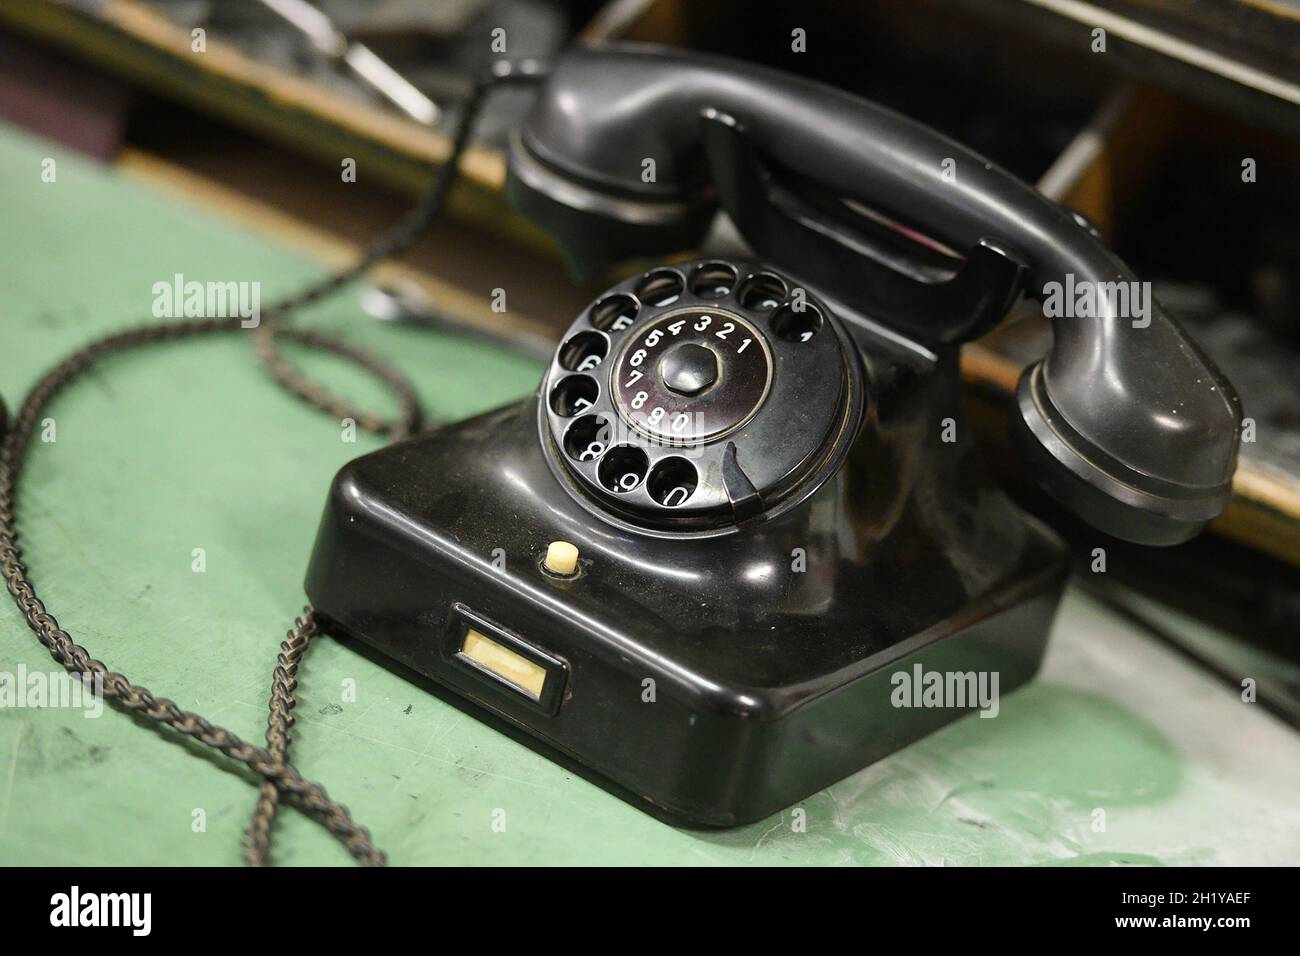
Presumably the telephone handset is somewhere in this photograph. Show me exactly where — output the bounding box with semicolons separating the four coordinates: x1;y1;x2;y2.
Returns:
507;44;1241;545
306;45;1243;825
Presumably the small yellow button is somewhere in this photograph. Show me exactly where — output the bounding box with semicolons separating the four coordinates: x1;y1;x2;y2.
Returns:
544;540;579;576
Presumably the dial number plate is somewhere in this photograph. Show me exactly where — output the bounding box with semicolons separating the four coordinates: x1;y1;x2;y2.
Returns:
611;309;771;444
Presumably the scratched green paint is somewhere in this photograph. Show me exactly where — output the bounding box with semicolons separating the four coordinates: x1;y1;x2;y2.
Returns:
2;125;1298;866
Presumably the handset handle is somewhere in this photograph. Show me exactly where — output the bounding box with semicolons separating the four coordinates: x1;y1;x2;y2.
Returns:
696;107;1028;347
508;44;1241;544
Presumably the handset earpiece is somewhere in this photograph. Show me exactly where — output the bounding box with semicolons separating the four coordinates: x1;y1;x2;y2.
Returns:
506;132;716;278
507;43;1241;545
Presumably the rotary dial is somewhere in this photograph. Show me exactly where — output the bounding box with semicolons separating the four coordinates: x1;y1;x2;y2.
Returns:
541;259;860;530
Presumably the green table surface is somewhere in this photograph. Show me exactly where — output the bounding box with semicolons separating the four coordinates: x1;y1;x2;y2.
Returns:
2;124;1298;866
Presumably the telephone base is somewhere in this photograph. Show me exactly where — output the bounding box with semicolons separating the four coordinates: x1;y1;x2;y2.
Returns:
306;397;1068;827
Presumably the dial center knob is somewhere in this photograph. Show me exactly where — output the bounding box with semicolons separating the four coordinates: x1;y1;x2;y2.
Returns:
659;342;719;396
611;308;771;444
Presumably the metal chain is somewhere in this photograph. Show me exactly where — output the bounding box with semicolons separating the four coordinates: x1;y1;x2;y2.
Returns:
0;62;545;866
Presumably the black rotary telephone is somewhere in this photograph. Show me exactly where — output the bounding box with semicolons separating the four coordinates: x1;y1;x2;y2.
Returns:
306;45;1242;825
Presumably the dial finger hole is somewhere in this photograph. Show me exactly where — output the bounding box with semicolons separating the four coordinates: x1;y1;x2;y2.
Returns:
772;302;823;343
647;457;698;507
550;374;599;417
563;414;613;462
598;445;649;494
559;331;608;372
689;261;738;299
636;269;685;307
590;293;639;332
736;273;787;312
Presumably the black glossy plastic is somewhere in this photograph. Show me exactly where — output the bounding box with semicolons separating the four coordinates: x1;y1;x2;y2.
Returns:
306;46;1244;824
542;259;857;529
307;309;1068;825
506;44;1242;545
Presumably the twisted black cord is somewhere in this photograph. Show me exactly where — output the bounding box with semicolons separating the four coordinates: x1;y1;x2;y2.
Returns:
0;62;549;866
